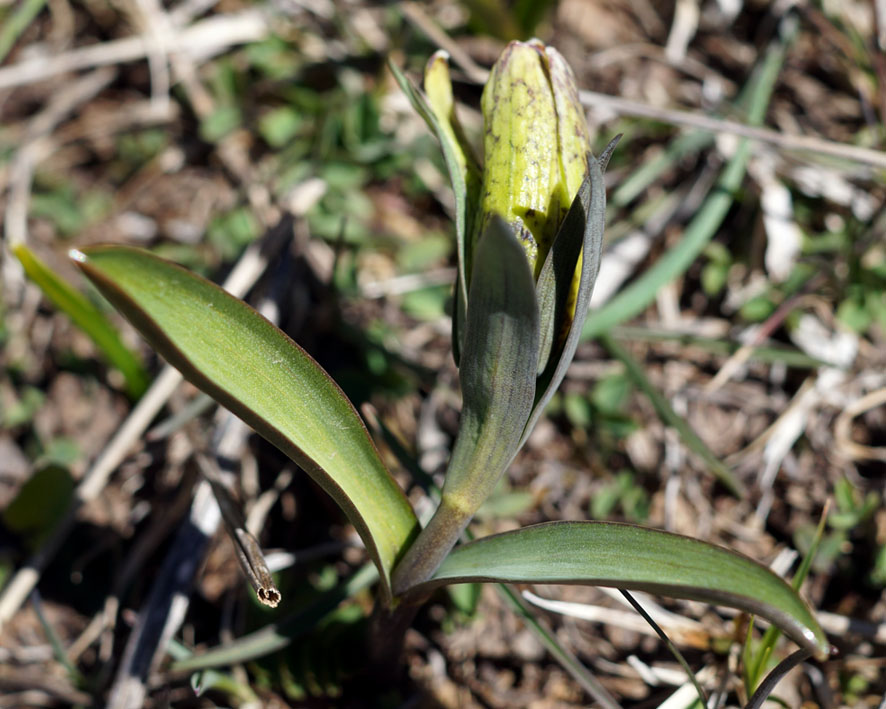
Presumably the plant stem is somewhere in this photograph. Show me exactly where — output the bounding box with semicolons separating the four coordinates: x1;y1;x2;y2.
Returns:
366;597;422;680
390;496;471;596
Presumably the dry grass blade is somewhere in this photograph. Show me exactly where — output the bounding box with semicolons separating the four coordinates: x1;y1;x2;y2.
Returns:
196;454;281;608
578;90;886;170
834;387;886;462
0;11;268;91
4;68;116;249
398;4;886;170
3;0;884;704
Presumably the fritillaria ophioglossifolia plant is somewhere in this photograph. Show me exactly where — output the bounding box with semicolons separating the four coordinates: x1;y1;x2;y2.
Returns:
70;39;829;682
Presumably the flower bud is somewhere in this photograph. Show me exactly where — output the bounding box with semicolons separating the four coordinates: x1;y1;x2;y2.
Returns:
474;40;592;280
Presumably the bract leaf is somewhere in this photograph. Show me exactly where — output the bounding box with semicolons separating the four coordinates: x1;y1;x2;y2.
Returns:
419;521;828;659
597;134;622;172
71;246;418;600
390;217;540;594
523;149;610;447
388;58;478;364
443;216;539;511
534;166;590;377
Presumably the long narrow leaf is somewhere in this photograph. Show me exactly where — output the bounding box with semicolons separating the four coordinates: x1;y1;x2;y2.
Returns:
601;334;744;495
745;648;813;709
497;583;621;709
390;217;539;594
0;0;46;64
744;503;829;691
71;246;418;600
610;326;828;369
388;58;477;362
417;521;828;659
609;130;714;209
14;244;149;398
523;150;608;447
581;16;793;341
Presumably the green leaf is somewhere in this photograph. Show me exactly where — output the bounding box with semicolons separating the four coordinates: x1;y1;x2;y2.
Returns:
390;217;539;594
258;106;302;148
208;207;261;260
2;465;74;549
0;0;47;64
581;17;793;341
13;244;149;398
563;392;593;429
836;294;872;333
534;169;588;377
447;582;482;616
190;669;257;702
2;385;44;427
524;150;608;446
609;130;713;209
200;105;241;142
419;521;828;659
610;325;828;369
71;246;418;600
443;216;539;509
401;285;449;321
388;58;478;364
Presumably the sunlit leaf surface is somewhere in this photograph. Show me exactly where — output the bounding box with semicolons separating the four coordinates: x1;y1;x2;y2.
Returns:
72;245;419;600
420;521;828;658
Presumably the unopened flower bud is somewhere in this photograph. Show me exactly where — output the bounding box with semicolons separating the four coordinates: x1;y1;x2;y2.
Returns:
474;40;592;280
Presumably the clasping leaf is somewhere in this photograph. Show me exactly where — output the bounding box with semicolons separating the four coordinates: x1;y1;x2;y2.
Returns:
72;246;419;601
414;521;829;660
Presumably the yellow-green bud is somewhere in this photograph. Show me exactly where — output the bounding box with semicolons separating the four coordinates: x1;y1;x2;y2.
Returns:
475;40;592;281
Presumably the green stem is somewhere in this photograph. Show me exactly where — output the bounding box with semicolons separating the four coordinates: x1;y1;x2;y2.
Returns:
390;496;471;596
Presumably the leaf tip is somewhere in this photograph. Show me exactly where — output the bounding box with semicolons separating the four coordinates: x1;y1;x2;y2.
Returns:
807;627;833;661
